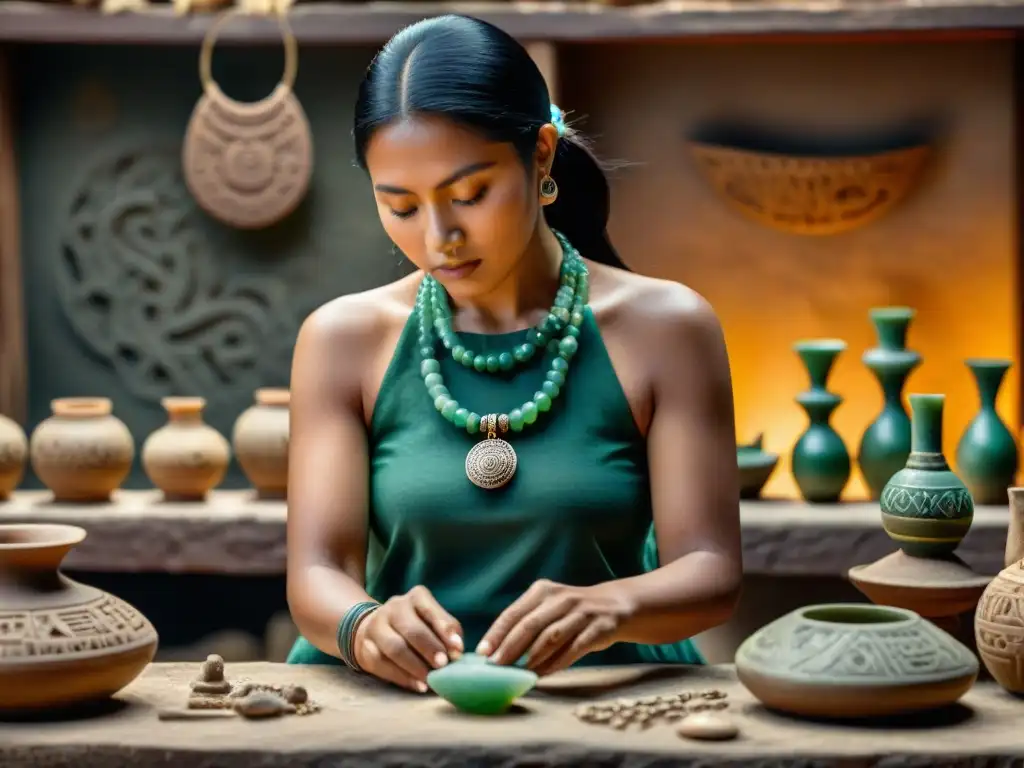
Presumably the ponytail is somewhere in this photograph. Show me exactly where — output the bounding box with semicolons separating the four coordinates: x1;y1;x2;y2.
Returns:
544;131;630;271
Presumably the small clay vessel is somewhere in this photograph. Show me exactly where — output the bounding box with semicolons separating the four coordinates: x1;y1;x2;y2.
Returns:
735;603;977;719
426;652;537;715
30;398;135;502
955;358;1018;505
880;394;974;557
143;397;230;501
0;523;159;711
233;388;289;499
0;413;27;500
790;339;851;503
857;307;921;500
736;433;778;500
974;486;1024;693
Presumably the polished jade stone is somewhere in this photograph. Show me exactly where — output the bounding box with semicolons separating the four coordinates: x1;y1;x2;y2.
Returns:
426;653;538;715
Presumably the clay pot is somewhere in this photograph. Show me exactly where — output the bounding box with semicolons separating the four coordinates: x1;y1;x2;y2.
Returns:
233;388;289;499
0;523;158;711
0;413;27;500
142;397;231;501
736;603;977;719
974;486;1024;693
30;398;135;502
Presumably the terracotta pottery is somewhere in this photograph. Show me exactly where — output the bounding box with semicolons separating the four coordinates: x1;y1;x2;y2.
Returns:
974;486;1024;693
30;398;135;503
142;397;231;501
736;433;778;500
0;523;158;711
735;603;977;719
233;388;289;499
0;413;27;500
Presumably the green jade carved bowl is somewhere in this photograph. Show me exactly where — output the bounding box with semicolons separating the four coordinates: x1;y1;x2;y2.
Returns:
426;652;538;715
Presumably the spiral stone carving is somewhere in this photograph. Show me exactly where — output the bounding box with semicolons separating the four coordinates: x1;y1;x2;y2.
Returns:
465;439;517;490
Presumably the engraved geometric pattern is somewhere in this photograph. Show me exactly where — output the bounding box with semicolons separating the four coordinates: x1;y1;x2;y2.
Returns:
741;620;977;683
975;567;1024;681
55;147;309;405
0;594;155;661
880;485;974;520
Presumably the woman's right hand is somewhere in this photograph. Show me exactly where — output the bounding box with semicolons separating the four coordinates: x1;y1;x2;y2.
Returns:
352;586;464;692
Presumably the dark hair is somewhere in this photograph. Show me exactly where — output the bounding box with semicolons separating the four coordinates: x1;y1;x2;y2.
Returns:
353;14;628;270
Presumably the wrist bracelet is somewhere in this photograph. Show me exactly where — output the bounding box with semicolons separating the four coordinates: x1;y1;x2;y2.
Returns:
337;601;380;671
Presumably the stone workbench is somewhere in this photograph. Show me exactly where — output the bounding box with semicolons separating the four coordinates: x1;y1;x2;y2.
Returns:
0;493;1007;577
0;490;1011;577
1;662;1022;767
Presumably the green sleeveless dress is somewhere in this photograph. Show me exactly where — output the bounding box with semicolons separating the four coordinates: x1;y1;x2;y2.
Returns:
286;307;704;667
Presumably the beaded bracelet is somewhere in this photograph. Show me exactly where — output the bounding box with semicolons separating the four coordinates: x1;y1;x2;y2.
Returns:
336;601;381;671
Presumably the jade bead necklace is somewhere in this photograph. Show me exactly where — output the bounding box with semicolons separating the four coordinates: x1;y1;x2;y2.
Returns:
417;231;589;490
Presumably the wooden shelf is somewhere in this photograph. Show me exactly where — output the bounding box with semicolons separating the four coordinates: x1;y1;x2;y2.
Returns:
0;490;1010;576
0;1;1020;46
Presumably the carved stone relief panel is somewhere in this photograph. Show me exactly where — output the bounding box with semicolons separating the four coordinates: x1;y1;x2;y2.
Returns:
14;45;407;487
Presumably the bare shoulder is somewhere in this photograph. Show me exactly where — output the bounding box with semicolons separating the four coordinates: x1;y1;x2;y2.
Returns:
586;261;722;349
296;273;420;358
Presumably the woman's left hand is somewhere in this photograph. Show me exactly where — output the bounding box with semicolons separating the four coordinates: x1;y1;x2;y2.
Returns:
476;580;634;675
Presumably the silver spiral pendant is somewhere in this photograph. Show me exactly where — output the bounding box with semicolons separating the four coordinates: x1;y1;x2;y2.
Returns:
465;438;518;490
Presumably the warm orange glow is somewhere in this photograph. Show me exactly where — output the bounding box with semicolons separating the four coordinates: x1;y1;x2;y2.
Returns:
723;244;1017;502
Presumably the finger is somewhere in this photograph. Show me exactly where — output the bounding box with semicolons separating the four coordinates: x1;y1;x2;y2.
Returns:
477;581;549;657
525;611;590;671
375;624;432;681
392;606;450;669
410;586;465;654
491;594;574;666
359;639;428;693
534;621;610;677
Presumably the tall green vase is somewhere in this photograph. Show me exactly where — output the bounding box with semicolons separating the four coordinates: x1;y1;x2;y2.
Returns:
791;339;851;503
955;358;1018;505
858;307;922;500
880;394;974;557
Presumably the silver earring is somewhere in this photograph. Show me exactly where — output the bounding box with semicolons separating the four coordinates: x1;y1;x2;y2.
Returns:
540;175;558;203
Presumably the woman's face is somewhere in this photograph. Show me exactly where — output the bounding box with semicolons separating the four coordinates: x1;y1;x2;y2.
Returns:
365;114;552;300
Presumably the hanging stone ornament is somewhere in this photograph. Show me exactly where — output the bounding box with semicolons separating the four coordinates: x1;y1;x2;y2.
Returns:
182;9;313;230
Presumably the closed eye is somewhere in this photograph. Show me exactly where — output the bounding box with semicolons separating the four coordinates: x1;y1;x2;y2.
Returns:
454;187;488;207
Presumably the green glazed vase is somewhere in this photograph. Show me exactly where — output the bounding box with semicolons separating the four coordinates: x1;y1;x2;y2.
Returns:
858;307;922;500
955;358;1018;505
880;394;974;557
791;339;851;503
737;433;779;500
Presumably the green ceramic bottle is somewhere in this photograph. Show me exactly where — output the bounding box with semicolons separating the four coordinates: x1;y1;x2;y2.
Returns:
880;394;974;557
858;307;922;500
791;339;851;503
955;358;1018;505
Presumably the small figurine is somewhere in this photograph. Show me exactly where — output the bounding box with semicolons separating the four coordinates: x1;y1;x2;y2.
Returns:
190;653;233;695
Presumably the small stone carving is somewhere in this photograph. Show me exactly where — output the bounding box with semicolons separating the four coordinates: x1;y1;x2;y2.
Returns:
677;711;740;741
190;653;232;695
573;689;729;730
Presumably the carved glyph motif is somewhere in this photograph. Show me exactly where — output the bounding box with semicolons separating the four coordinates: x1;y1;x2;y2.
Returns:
740;613;977;684
56;148;302;404
0;594;156;660
880;486;974;520
975;565;1024;689
689;143;930;236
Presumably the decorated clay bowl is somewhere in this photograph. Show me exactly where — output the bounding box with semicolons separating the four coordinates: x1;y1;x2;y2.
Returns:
426;652;538;715
735;604;977;719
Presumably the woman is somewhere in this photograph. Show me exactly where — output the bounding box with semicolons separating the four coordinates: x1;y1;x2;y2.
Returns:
285;14;742;693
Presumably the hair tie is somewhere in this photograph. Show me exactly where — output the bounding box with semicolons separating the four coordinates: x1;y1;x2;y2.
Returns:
549;104;566;138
